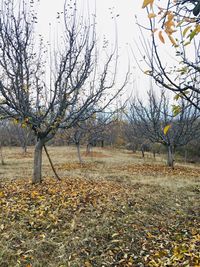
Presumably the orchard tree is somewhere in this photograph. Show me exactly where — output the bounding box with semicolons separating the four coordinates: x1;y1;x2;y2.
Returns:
0;0;128;183
140;0;200;110
64;112;114;163
127;90;200;168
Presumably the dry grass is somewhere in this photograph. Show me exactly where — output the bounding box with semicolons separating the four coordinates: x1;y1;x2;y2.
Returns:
0;145;200;266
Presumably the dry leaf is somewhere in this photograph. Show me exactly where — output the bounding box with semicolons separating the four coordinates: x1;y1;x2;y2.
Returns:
142;0;154;9
158;31;165;43
148;13;156;19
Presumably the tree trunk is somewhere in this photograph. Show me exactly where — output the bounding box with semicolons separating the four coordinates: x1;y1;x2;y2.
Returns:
0;143;5;165
167;145;174;169
23;143;27;154
33;140;44;184
76;143;83;164
86;143;91;154
141;147;145;158
184;149;187;164
101;140;104;148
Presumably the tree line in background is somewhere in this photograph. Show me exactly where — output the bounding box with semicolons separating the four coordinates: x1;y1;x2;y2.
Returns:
1;89;200;169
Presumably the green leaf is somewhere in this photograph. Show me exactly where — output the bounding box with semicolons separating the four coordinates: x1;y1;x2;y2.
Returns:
172;105;182;116
189;29;197;41
183;26;192;37
173;90;190;101
174;94;181;101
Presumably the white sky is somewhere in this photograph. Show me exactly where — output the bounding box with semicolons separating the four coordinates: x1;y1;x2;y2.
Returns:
36;0;152;99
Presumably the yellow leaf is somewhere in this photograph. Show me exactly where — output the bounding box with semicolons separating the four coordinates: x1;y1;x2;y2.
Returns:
163;124;172;135
39;234;46;239
21;123;27;128
142;0;154;9
148;13;156;19
84;261;92;267
31;191;39;198
195;24;200;33
147;232;155;238
167;12;174;21
168;35;177;46
0;191;4;198
183;26;192;37
158;31;165;44
13;118;19;125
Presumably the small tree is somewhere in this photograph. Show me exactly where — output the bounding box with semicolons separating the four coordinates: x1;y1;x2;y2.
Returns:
64;112;114;163
127;90;200;168
0;0;128;183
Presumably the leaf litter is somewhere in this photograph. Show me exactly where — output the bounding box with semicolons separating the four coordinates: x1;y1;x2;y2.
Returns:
0;148;199;266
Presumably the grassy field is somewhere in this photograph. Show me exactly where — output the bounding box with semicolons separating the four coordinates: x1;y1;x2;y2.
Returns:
0;146;200;267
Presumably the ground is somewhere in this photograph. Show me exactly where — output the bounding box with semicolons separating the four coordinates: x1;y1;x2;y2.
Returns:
0;146;200;267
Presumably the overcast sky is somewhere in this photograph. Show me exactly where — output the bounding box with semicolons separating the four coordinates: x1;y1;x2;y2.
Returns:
36;0;150;99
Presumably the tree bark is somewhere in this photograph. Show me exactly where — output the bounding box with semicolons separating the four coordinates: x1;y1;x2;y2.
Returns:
167;145;174;169
101;140;104;148
184;149;187;164
23;144;27;154
86;143;92;154
0;143;5;165
33;139;44;184
76;142;83;164
141;146;145;158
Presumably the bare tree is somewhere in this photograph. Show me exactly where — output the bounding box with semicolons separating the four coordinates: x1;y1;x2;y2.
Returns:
65;123;86;164
0;0;128;183
64;112;114;163
84;113;114;151
127;90;200;168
